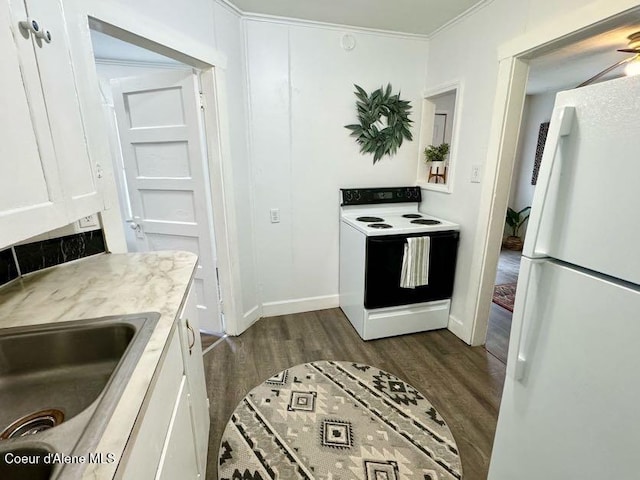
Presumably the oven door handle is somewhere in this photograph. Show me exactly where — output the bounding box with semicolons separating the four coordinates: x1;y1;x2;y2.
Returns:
367;237;411;244
367;232;457;244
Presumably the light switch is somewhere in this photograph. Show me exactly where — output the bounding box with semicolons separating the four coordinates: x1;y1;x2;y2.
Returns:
270;208;280;223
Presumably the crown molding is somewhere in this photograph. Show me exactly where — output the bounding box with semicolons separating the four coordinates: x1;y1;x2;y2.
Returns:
428;0;496;38
214;0;428;41
216;0;243;16
242;13;430;40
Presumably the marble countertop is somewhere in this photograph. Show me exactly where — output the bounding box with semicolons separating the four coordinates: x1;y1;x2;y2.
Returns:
0;251;198;479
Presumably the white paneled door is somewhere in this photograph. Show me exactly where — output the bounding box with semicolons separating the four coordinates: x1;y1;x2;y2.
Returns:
111;70;222;333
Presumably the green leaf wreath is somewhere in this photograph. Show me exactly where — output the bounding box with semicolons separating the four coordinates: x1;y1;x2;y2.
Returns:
345;84;413;163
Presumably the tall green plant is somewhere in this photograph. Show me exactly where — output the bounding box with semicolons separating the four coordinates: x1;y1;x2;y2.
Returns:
505;206;531;237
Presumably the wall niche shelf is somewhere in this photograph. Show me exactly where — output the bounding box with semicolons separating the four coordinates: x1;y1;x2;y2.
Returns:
416;81;463;194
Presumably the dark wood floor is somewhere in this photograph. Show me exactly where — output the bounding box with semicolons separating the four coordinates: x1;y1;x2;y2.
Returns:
200;332;222;351
485;249;522;364
493;249;521;285
203;308;505;480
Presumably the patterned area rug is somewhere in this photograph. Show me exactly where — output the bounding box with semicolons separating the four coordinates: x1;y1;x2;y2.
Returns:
218;361;462;480
492;283;517;312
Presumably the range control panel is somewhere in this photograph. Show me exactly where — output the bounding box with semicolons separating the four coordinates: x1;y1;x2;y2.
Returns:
340;187;422;206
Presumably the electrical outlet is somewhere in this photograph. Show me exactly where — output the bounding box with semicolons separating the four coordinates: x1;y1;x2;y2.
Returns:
471;164;482;183
78;214;99;228
270;208;280;223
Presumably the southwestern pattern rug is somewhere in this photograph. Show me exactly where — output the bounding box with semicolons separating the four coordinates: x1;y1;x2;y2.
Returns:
492;283;517;312
218;361;462;480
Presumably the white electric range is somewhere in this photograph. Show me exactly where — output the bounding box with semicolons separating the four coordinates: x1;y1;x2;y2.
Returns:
339;186;460;340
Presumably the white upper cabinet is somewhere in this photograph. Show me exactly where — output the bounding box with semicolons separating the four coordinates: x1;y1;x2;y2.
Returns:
26;0;102;220
0;0;67;245
0;0;103;249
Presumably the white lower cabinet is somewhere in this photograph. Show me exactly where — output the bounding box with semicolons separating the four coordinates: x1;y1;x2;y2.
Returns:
156;377;200;480
178;286;210;475
119;283;210;479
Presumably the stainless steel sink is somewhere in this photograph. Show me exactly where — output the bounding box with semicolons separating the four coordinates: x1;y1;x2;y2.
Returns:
0;313;160;479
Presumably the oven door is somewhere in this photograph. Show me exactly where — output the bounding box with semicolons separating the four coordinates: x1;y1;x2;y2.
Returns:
364;231;459;309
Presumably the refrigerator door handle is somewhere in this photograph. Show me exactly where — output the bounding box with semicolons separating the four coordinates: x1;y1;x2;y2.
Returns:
511;258;545;382
522;106;575;258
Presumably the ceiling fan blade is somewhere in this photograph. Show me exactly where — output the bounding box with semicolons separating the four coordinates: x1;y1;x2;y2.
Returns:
617;48;640;53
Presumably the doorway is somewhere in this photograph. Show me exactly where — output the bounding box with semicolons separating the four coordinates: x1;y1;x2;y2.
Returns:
485;89;557;361
89;28;224;335
475;6;640;351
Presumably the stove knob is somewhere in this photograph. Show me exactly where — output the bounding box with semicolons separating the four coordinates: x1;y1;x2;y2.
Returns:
344;191;353;202
354;191;361;200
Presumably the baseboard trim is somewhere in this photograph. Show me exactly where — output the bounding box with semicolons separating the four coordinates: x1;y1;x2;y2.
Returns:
447;314;472;345
262;295;339;318
242;304;261;327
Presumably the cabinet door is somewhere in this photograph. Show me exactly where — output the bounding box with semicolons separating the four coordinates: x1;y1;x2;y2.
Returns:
0;0;67;248
179;286;210;477
120;330;184;480
156;376;200;480
25;0;103;221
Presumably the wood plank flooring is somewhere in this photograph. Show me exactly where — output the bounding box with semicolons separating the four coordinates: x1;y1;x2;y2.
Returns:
200;332;222;351
486;249;522;363
203;308;505;480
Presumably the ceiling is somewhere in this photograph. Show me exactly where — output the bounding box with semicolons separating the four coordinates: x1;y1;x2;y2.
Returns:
225;0;484;35
527;24;640;94
89;5;640;98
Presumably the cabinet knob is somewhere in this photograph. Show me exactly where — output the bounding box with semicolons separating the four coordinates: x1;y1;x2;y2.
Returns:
36;29;52;43
18;19;52;44
19;18;40;35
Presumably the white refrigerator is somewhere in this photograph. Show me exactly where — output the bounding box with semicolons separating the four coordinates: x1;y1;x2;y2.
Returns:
488;74;640;479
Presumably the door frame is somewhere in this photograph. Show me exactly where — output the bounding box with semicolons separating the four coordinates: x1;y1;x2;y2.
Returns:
469;0;640;345
78;12;244;335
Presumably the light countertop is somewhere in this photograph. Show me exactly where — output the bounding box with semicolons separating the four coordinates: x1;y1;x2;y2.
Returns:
0;251;198;479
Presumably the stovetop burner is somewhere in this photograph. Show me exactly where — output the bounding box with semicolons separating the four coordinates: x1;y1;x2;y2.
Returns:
357;216;384;223
368;223;392;229
410;219;441;225
402;214;422;219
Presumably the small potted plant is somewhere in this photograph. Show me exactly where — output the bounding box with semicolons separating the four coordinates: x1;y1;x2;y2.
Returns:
424;143;449;183
424;143;450;166
503;206;531;250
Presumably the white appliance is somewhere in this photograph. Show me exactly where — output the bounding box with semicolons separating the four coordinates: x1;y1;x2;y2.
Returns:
489;75;640;479
339;187;460;340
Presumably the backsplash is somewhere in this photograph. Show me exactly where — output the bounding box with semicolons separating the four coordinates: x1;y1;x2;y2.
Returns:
0;248;19;286
0;230;106;286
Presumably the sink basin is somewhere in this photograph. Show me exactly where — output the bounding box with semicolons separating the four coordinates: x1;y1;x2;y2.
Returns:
0;313;159;479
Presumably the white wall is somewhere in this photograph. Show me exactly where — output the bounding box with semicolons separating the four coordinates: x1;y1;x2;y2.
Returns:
421;0;526;341
212;3;260;323
509;91;556;211
420;0;636;343
245;20;428;314
83;0;218;57
433;91;456;146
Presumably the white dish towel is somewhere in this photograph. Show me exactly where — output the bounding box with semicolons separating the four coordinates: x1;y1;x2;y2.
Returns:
400;236;431;289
